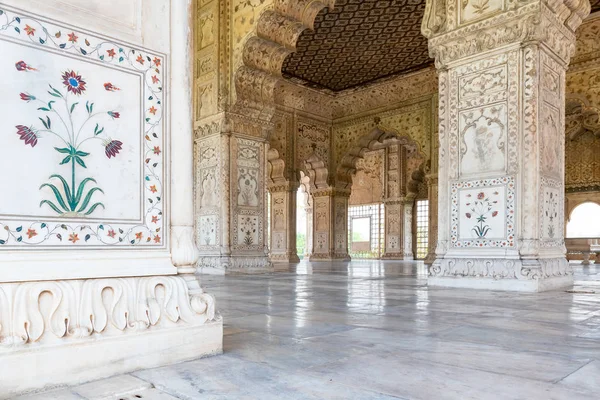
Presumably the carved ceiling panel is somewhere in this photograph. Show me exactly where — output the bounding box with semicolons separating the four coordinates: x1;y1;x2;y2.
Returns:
281;0;432;92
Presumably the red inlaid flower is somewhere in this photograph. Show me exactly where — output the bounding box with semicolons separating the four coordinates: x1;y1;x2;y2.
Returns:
107;230;116;238
151;75;159;84
19;92;36;102
107;111;120;119
15;61;37;72
24;25;35;36
136;54;144;64
492;211;499;217
26;228;37;239
135;232;143;240
150;185;157;193
69;233;79;243
16;125;38;147
106;48;116;57
149;106;157;115
477;192;485;200
153;146;161;155
153;57;161;66
67;32;78;43
151;215;158;223
153;235;161;243
62;70;86;95
104;82;120;92
104;139;123;159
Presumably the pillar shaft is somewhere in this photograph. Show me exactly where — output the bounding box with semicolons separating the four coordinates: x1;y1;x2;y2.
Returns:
195;114;272;274
310;190;350;261
170;0;200;290
269;183;301;263
423;0;589;291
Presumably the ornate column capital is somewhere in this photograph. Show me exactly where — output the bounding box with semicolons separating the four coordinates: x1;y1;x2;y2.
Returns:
422;0;590;68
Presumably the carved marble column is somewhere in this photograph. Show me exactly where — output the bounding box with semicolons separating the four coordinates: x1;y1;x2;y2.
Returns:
422;0;589;291
310;189;351;261
195;115;273;274
403;199;415;260
305;204;314;258
424;173;438;264
382;145;406;259
382;201;404;258
269;183;301;263
170;0;200;290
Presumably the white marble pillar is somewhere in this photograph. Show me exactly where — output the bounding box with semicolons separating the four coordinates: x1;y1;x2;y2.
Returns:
310;190;351;261
170;0;200;291
403;200;414;260
269;183;301;263
424;173;438;264
422;0;589;291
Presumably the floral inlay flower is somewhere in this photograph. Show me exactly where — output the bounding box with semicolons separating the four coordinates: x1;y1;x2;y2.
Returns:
69;233;79;243
104;139;123;159
136;54;144;64
151;215;158;223
153;146;161;155
107;229;116;238
149;106;157;115
67;32;78;43
16;70;124;217
26;228;37;239
15;61;37;72
153;57;161;67
104;83;120;92
62;70;86;95
15;125;38;147
24;25;35;36
151;75;159;84
150;185;157;193
106;48;116;57
153;235;161;243
135;232;143;240
465;190;500;238
20;92;36;102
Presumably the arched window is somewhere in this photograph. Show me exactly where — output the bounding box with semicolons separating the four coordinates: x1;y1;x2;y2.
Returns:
567;202;600;238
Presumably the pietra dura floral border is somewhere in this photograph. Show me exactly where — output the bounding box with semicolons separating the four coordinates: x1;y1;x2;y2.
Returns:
0;5;167;249
451;176;515;248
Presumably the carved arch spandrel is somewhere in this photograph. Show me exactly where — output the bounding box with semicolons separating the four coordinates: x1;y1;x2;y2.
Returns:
336;126;428;190
234;0;336;117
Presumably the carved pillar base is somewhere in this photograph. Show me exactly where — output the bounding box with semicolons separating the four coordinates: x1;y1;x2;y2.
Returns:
429;257;573;292
0;275;222;395
197;255;273;274
270;253;301;263
381;252;405;260
309;253;351;262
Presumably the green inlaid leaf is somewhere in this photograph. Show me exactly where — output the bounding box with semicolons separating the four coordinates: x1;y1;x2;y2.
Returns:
39;183;69;212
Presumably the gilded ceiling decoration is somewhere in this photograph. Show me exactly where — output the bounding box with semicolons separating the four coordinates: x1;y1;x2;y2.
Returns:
281;0;432;92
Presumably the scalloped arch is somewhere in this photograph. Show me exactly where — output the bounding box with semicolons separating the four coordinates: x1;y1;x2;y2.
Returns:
336;126;428;190
234;0;336;116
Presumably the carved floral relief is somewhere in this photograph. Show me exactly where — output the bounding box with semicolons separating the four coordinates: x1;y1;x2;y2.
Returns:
0;6;165;248
451;176;515;247
459;104;507;176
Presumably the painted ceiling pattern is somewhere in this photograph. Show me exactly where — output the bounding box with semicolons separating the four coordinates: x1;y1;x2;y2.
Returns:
281;0;432;92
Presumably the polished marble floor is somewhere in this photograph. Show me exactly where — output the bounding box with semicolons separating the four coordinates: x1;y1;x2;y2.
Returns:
15;261;600;400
